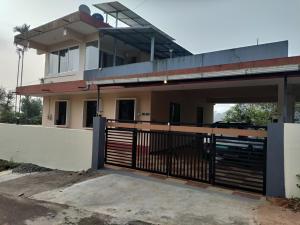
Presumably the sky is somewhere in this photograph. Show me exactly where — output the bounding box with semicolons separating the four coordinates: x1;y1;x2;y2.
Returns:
0;0;299;113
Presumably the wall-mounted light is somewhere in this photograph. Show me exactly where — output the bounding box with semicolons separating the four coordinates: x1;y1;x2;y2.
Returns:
169;49;173;59
63;28;67;36
164;79;168;84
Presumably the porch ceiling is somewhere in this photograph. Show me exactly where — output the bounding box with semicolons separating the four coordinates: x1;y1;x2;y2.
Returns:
17;76;300;103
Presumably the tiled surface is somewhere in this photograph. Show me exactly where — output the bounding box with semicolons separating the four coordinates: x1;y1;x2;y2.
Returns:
103;164;264;200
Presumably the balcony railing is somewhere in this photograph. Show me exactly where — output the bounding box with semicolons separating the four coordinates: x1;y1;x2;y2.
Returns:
84;41;288;82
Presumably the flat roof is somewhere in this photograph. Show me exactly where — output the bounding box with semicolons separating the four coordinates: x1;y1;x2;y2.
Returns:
99;27;192;58
14;11;110;50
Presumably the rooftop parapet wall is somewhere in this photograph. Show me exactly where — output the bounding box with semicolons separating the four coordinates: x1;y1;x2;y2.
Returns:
85;41;288;82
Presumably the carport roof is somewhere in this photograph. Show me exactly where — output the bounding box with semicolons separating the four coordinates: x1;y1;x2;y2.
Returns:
99;27;192;58
17;56;300;96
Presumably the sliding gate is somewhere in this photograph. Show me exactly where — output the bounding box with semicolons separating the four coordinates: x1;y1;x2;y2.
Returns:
105;123;267;193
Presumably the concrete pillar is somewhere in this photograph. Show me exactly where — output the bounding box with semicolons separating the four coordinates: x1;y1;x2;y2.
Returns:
287;94;296;123
91;116;106;169
277;78;295;123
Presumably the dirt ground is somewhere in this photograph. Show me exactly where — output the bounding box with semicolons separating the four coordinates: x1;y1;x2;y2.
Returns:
0;170;101;197
257;202;300;225
0;169;299;225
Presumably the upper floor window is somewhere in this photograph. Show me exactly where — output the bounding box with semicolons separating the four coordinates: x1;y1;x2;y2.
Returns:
48;46;79;75
85;41;99;70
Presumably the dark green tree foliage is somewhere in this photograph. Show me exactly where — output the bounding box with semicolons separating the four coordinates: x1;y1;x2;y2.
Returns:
224;103;277;126
20;96;42;124
0;88;15;123
0;87;42;124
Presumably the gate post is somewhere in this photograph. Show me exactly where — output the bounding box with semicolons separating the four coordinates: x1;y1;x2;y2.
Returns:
132;129;137;169
266;123;285;197
91;116;106;170
209;134;216;184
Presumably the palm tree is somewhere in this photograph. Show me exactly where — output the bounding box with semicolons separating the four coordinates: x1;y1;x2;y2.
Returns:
14;47;22;113
13;23;30;113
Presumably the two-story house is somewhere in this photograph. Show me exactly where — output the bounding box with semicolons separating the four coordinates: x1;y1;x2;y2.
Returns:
15;1;300;129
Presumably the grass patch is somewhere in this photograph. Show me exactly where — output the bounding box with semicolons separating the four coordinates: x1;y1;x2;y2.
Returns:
0;159;20;172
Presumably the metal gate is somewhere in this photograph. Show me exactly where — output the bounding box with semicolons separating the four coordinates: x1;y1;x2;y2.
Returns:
105;124;267;193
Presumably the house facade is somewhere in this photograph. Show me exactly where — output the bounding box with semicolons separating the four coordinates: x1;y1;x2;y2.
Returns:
10;1;300;197
15;2;300;129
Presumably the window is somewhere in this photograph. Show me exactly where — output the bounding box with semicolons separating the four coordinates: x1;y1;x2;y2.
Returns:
68;46;80;71
55;101;68;126
48;51;59;74
85;41;99;70
84;100;97;128
116;99;135;122
59;49;68;73
48;46;79;75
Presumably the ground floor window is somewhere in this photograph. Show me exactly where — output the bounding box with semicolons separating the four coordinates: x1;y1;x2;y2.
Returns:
84;100;97;128
55;101;68;126
116;99;135;122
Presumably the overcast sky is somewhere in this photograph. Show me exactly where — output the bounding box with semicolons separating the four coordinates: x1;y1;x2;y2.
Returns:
0;0;299;113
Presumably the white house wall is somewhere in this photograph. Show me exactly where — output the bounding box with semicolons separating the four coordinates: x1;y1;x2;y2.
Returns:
284;123;300;198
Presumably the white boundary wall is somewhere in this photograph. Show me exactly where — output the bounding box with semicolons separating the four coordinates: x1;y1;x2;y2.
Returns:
0;123;93;171
284;123;300;198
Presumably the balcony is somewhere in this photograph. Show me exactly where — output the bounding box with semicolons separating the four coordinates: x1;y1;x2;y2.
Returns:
84;40;288;84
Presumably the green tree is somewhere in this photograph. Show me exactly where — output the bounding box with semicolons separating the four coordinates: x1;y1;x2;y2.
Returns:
20;96;42;124
13;24;30;113
223;103;277;126
0;88;15;123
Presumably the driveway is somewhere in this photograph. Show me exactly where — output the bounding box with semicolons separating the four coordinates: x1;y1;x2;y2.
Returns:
32;172;260;225
0;168;299;225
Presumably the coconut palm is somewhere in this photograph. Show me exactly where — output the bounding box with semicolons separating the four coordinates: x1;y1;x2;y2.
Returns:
13;23;30;113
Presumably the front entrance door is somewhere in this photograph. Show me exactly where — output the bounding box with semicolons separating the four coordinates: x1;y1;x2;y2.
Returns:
117;99;135;122
196;107;204;126
169;102;180;124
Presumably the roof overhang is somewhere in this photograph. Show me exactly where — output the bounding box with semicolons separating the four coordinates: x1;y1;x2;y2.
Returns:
17;57;300;96
99;27;192;58
14;11;110;53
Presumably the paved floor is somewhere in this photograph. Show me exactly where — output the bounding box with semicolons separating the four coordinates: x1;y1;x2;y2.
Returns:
33;172;261;225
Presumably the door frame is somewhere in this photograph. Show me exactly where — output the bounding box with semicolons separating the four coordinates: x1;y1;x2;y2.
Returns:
115;98;137;121
82;99;98;128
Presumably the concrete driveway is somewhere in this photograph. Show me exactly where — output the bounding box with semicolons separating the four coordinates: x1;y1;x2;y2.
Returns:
0;168;299;225
32;172;261;225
